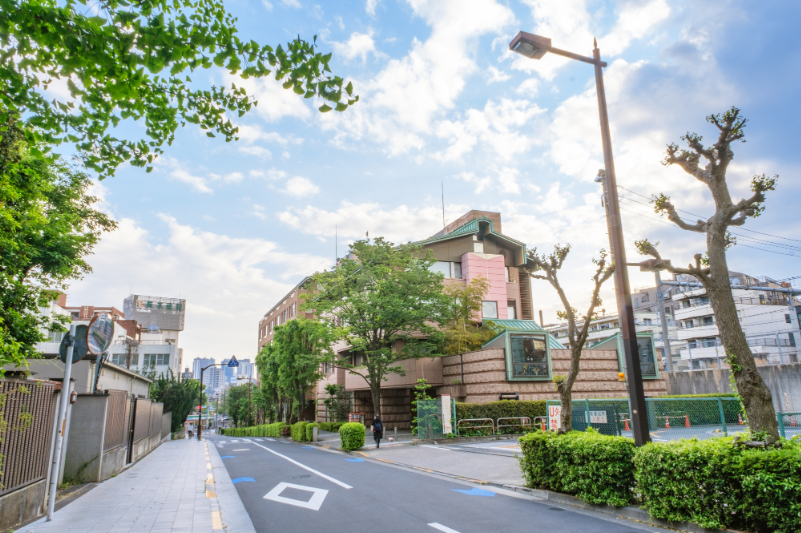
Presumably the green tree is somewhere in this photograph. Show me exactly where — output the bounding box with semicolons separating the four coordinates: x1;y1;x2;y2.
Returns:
442;276;500;355
322;384;350;422
526;245;614;433
0;0;357;178
0;121;116;370
150;371;203;432
256;341;289;422
636;107;780;441
306;238;451;419
225;383;250;427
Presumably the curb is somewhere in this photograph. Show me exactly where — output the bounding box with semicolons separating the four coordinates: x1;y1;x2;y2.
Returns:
411;434;522;446
207;439;257;533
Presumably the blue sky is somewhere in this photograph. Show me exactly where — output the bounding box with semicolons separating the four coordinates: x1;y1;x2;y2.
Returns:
61;0;801;365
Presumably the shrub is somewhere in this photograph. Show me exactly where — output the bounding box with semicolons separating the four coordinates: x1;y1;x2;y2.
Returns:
658;393;738;398
456;400;546;433
739;439;801;533
291;421;308;442
266;422;286;437
518;428;635;507
339;422;365;451
305;422;320;441
319;421;345;432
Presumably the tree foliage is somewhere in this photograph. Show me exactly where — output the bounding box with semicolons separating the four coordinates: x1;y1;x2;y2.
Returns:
305;238;452;418
0;120;116;369
442;276;500;355
635;107;780;441
224;383;251;427
150;371;204;432
322;384;350;423
0;0;358;177
527;245;614;432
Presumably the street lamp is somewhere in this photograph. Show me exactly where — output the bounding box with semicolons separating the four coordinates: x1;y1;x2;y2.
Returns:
510;31;650;446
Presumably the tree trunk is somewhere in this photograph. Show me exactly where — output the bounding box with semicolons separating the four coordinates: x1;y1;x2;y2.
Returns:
370;379;382;421
557;346;582;433
706;226;779;441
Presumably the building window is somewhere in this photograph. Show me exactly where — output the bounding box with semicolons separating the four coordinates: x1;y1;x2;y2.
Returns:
786;314;792;324
291;302;296;317
510;335;548;377
642;293;650;303
637;337;657;378
702;316;714;326
430;261;463;279
452;262;462;279
144;354;169;366
665;307;672;315
482;301;498;319
505;267;510;282
282;309;287;322
507;300;516;320
111;353;127;366
644;319;652;326
634;298;639;308
47;330;64;343
473;242;484;253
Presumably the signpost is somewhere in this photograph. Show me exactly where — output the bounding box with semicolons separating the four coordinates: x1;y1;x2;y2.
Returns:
47;324;77;521
198;357;238;441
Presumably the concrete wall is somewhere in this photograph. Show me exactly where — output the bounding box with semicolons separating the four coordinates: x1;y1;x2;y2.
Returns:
665;363;801;413
0;480;47;531
442;348;667;404
63;394;107;483
130;434;161;464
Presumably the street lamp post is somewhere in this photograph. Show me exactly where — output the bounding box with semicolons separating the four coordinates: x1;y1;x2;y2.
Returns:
198;357;238;441
510;31;650;445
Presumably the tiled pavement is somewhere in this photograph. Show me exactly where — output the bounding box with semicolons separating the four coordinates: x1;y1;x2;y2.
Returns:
21;438;235;533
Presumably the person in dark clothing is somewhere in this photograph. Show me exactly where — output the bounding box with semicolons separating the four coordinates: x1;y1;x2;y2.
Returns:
372;414;383;448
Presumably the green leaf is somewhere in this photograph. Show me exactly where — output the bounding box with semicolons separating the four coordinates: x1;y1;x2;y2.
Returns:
345;81;353;96
318;104;332;113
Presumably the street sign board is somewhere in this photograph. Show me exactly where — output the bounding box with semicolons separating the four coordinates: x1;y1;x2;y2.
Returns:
589;411;608;424
548;405;561;431
59;325;89;364
86;312;114;356
228;356;239;367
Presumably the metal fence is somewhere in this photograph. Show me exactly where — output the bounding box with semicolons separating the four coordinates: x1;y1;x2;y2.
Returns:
103;390;130;452
778;412;801;439
132;398;152;444
161;412;172;439
0;379;57;496
415;399;456;438
546;397;745;442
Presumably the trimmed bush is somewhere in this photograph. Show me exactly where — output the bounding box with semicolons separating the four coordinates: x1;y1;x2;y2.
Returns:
519;428;636;507
339;422;365;451
659;393;738;398
319;421;346;432
305;422;320;441
635;437;801;532
291;421;308;442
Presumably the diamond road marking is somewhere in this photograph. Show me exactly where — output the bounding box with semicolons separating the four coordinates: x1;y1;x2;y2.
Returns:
263;482;328;511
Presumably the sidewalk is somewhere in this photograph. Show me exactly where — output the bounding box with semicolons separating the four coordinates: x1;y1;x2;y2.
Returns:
20;437;250;533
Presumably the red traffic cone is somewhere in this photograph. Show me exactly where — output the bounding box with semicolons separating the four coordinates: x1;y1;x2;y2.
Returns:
541;420;546;431
665;417;670;429
738;413;743;425
624;418;630;431
685;415;691;428
791;416;797;427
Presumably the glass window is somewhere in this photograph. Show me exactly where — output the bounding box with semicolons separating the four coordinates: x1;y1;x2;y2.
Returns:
430;261;451;277
507;300;516;320
48;330;64;343
637;337;656;377
473;242;484;253
452;262;462;279
111;353;127;366
786;314;792;324
144;354;169;366
505;267;510;282
634;298;639;308
644;319;652;325
482;301;498;319
642;293;649;302
511;335;548;377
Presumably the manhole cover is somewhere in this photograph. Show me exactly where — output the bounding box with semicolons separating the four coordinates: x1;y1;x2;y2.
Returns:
290;475;311;479
548;507;564;511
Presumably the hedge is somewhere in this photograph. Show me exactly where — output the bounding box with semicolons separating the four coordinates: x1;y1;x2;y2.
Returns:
519;428;635;506
456;400;546;422
635;437;801;532
659;393;738;398
305;422;319;441
519;429;801;532
291;421;308;442
339;422;365;451
319;421;346;432
222;422;287;437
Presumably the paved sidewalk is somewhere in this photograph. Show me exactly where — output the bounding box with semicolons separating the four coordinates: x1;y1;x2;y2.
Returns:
21;438;238;533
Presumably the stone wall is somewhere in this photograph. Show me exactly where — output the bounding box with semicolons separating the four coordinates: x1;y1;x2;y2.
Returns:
352;389;412;429
442;348;667;403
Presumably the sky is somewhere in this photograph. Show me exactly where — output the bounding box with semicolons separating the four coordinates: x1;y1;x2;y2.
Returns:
58;0;801;366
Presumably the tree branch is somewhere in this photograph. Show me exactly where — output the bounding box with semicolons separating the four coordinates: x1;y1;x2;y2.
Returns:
652;194;707;233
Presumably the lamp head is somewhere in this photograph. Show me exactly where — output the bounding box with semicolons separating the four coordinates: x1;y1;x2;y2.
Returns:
509;31;551;60
594;169;606;183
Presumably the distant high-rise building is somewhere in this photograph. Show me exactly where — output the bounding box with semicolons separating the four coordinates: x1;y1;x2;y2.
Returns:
192;357;215;379
221;358;237;385
238;359;255;382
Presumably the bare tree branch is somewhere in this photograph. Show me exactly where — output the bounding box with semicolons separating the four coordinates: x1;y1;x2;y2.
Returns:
651;193;708;233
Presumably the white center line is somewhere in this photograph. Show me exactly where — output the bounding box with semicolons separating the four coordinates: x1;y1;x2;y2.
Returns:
250;442;352;489
428;523;461;533
233;449;250;451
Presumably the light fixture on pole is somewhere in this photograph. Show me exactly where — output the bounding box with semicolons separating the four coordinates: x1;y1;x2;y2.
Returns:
510;31;649;446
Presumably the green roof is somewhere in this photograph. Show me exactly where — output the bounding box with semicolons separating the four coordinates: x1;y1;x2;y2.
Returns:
483;319;564;349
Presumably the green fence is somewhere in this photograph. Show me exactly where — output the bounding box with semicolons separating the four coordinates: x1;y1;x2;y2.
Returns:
778;412;801;439
545;397;745;441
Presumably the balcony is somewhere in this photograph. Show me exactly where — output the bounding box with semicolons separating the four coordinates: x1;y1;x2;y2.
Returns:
677;324;719;341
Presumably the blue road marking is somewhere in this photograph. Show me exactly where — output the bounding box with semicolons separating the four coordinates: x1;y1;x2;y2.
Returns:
345;458;364;462
232;477;255;484
301;446;314;449
220;456;235;459
452;487;495;497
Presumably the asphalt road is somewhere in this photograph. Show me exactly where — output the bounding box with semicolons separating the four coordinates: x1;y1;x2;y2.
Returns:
207;434;669;533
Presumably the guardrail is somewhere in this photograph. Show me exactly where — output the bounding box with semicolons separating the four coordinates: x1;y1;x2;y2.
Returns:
496;417;531;434
456;418;495;435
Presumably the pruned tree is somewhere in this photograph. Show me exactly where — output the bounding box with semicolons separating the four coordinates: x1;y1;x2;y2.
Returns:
442;276;501;356
527;245;614;433
635;106;780;442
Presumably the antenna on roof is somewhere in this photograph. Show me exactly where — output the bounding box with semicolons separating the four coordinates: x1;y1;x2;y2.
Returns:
335;223;338;269
441;182;445;228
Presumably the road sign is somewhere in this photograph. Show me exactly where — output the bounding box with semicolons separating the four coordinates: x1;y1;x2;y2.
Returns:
548;405;561;431
86;312;114;356
59;325;89;364
228;356;239;367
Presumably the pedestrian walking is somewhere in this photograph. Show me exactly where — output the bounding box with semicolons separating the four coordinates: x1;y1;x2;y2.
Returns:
372;414;383;448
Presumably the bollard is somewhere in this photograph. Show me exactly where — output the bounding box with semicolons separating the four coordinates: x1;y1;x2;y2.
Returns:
394;427;397;439
313;426;318;443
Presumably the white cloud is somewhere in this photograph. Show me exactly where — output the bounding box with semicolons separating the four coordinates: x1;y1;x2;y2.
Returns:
278;202;471;242
168;169;213;194
331;30;382;63
225;73;311;123
261;0;273;10
237;146;272;159
366;0;380;15
486;66;511;84
515;78;540;96
455;167;530;195
282;176;320;197
252;204;267;220
65;214;330;360
282;0;301;7
209;172;245;184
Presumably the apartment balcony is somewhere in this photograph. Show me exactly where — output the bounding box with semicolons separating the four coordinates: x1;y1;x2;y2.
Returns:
674;304;713;321
677;324;719;341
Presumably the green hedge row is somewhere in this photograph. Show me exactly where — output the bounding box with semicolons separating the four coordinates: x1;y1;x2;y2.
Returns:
519;430;801;532
456;400;546;422
219;422;286;437
291;421;308;442
339;422;365;451
659;393;738;398
318;422;346;432
305;422;319;441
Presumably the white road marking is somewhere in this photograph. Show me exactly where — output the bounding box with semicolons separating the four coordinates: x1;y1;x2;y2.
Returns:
233;449;250;451
265;438;276;441
420;445;452;451
264;482;328;511
428;523;461;533
250;442;352;489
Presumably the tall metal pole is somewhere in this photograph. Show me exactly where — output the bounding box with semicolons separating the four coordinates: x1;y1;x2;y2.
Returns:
198;366;206;441
47;324;76;521
655;271;673;372
593;42;650;445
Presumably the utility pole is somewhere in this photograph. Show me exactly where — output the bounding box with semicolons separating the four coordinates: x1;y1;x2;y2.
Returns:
47;324;76;521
